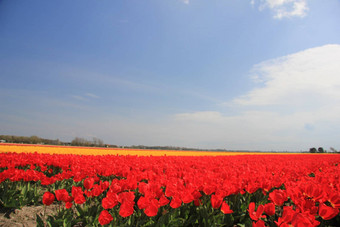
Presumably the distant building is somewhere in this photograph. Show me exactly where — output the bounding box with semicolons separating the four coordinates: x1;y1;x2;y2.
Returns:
0;140;6;143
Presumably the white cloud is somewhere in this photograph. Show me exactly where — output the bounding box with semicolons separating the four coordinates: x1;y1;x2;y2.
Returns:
234;44;340;106
170;44;340;150
254;0;308;19
182;0;190;5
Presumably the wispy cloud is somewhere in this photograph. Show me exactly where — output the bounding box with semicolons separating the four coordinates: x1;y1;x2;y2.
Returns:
85;93;99;99
72;93;100;101
72;95;87;101
253;0;309;19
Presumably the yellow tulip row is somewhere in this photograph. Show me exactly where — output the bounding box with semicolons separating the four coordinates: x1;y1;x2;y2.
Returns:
0;143;303;156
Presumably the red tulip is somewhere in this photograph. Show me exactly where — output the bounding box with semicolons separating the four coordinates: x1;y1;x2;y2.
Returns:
98;210;113;225
319;203;339;220
102;196;118;210
55;189;69;202
42;191;55;206
248;202;265;221
119;201;134;217
221;201;233;214
264;203;275;216
83;177;95;190
144;199;159;217
170;196;182;209
252;220;265;227
269;190;288;206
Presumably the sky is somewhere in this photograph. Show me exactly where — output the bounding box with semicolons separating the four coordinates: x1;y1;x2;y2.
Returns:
1;0;340;151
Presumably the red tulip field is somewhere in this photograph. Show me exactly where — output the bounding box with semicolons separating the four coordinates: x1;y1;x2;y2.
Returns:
0;151;339;226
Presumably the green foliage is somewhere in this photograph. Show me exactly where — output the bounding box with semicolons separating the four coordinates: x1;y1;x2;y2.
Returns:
0;176;292;226
0;181;41;209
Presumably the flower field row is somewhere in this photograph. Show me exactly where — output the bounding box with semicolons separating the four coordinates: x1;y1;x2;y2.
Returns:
0;143;295;156
0;150;339;226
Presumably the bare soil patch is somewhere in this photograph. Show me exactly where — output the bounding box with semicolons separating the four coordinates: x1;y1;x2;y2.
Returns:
0;205;57;227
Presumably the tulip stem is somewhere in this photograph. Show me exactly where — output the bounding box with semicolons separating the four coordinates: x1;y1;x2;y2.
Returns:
43;205;47;227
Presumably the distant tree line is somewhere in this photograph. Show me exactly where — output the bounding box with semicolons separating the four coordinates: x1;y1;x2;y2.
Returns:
308;147;339;153
0;135;62;145
70;137;104;147
126;145;230;151
0;135;105;147
127;145;202;151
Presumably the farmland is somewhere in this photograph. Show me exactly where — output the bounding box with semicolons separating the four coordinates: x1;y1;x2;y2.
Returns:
0;144;339;226
0;143;301;156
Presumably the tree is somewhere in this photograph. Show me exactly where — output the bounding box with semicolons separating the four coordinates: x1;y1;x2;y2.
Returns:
71;137;86;146
318;147;325;153
29;135;41;144
309;147;317;153
92;137;104;146
71;137;104;147
329;147;338;153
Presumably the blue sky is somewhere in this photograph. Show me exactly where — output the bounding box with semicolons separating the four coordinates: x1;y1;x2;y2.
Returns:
1;0;340;151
